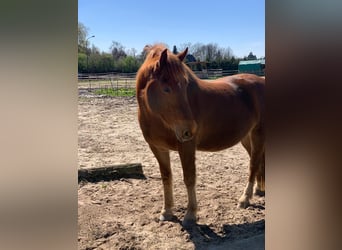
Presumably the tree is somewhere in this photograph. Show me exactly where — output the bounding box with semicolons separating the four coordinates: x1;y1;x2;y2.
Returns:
121;56;139;73
99;53;114;72
77;34;245;73
179;42;193;54
91;44;100;55
127;48;137;58
205;43;218;61
78;53;87;73
172;45;178;54
247;52;257;60
192;43;205;61
78;22;89;53
110;41;127;61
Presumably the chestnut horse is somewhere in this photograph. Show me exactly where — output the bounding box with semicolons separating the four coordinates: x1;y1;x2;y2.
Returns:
136;44;265;227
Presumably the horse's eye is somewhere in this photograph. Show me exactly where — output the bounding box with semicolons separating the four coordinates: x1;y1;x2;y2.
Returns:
163;86;171;93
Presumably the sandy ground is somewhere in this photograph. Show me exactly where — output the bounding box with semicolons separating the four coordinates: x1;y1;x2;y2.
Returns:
78;91;265;250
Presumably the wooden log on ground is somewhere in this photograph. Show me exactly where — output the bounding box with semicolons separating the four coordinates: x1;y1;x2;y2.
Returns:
78;163;145;182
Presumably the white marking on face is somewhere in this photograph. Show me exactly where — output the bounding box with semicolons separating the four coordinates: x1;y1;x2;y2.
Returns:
177;82;181;89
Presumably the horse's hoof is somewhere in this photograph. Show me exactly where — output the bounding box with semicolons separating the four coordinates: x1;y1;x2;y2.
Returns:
254;189;265;197
182;213;197;228
238;199;250;209
182;218;196;228
159;213;175;221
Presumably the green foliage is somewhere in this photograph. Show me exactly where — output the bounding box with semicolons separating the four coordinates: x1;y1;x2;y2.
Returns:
79;52;115;73
78;53;87;73
219;57;240;70
78;51;141;73
94;88;136;97
120;56;139;73
78;22;89;53
77;34;249;73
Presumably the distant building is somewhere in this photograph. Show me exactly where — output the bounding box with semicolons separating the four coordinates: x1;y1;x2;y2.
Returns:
238;59;265;76
185;54;196;63
247;52;257;60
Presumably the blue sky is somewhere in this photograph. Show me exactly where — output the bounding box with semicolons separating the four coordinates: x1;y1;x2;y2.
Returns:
79;0;265;58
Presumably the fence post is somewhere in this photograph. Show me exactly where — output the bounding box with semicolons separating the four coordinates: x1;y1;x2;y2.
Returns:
88;74;92;91
116;78;119;95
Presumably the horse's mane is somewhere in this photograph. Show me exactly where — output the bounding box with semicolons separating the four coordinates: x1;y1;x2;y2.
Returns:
137;44;197;89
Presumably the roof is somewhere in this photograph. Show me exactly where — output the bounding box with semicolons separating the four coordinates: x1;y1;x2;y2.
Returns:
239;59;265;65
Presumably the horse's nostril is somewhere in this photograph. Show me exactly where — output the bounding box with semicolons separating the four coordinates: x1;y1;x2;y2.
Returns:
183;130;192;139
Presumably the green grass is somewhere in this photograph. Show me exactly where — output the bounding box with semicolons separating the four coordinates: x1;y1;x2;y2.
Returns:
94;88;136;97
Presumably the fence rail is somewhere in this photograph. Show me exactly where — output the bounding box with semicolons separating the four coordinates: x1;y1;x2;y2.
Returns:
78;72;136;81
192;69;240;78
78;69;264;95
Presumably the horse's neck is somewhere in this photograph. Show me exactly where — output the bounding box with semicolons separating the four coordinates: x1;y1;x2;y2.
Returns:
186;69;203;86
188;74;211;92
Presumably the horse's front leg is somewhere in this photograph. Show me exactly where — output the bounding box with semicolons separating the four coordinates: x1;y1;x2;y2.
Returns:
178;141;197;227
149;145;174;221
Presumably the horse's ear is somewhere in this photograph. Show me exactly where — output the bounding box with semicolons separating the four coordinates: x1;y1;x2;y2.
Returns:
158;48;168;70
143;44;152;52
177;47;188;61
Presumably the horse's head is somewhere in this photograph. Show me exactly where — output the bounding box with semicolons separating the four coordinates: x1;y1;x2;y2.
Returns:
137;44;197;143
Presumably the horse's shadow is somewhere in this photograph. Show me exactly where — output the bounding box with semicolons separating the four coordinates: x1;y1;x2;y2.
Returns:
172;217;265;250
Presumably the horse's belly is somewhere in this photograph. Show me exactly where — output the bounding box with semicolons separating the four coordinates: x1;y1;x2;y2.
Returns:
196;136;241;151
195;124;251;152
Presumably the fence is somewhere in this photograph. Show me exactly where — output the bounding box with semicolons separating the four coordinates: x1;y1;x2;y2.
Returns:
78;72;136;81
78;69;263;95
78;72;136;96
192;69;239;79
192;69;265;78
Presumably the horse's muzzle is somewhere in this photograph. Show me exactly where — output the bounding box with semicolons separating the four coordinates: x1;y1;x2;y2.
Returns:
175;123;197;143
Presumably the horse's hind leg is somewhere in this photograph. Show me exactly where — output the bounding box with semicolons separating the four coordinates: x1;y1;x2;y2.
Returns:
242;136;265;197
254;151;265;196
149;145;174;221
238;129;264;208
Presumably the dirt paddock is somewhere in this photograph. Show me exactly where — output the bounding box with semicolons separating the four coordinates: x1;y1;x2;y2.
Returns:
78;92;265;250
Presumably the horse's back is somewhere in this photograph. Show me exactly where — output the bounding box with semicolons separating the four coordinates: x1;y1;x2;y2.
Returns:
216;73;264;89
219;73;264;120
193;74;264;151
